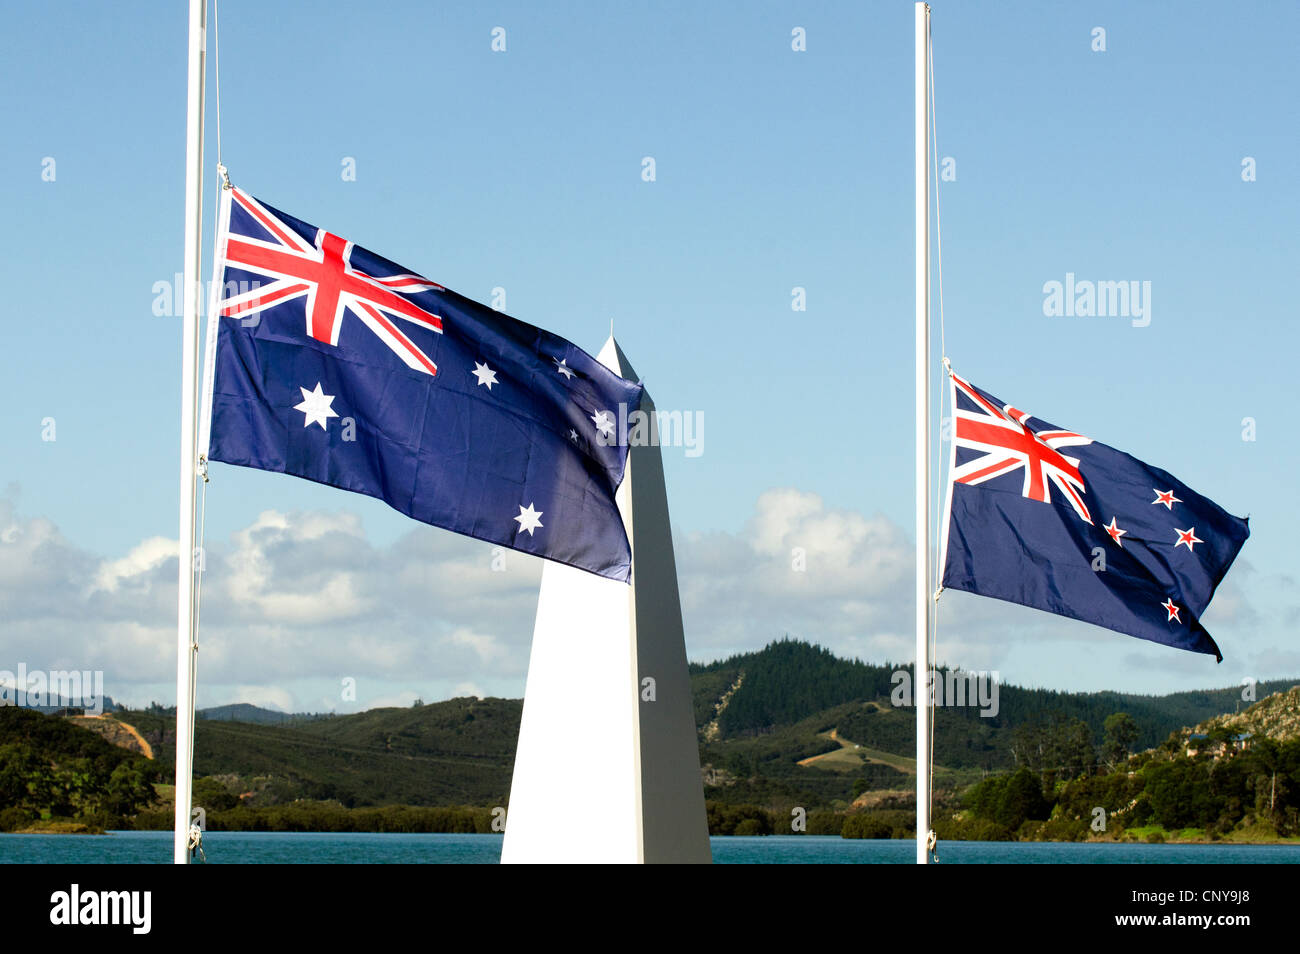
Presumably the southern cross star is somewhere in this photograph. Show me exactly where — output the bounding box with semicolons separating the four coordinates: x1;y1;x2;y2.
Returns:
514;503;544;536
1161;598;1182;623
1152;489;1182;510
1103;517;1127;547
554;357;576;380
1174;527;1203;552
294;382;340;430
472;361;499;390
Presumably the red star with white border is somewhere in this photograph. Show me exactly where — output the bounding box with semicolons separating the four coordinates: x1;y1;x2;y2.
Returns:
1152;489;1181;510
1161;598;1182;623
1103;517;1127;547
1174;527;1203;552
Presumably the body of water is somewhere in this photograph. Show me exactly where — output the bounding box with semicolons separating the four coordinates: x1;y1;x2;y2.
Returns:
3;831;1299;864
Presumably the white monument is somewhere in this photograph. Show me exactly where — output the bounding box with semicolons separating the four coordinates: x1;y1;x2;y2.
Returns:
501;336;711;864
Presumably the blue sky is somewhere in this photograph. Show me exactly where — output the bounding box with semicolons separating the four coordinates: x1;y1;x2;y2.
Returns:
1;1;1296;709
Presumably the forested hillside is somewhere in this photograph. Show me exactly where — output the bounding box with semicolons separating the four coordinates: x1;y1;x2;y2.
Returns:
3;638;1294;838
0;707;157;831
122;696;520;808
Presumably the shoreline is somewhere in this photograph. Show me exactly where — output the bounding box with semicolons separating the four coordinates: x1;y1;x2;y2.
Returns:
12;823;105;836
4;828;1298;847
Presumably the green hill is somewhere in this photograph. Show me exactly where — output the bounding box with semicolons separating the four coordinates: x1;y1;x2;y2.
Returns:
119;696;520;809
5;639;1294;831
1183;686;1300;746
690;639;1297;809
0;706;157;830
197;703;325;725
692;638;1296;752
948;685;1300;844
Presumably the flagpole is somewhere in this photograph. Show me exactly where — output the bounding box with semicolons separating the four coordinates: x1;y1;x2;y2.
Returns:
914;0;932;866
174;0;207;865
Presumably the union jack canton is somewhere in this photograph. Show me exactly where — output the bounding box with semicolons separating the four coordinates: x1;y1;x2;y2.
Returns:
200;186;643;582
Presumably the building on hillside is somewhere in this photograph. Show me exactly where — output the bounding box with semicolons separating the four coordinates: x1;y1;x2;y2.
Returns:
1186;731;1253;759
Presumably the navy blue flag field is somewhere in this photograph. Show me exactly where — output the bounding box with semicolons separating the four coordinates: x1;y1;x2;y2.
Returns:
940;371;1249;661
200;187;642;581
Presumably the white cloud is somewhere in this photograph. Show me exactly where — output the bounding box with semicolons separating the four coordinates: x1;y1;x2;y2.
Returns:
92;536;176;595
451;681;487;700
0;496;541;710
446;628;507;665
0;488;1290;710
679;488;912;662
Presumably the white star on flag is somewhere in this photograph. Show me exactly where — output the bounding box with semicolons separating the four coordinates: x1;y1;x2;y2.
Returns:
591;410;614;436
472;361;499;390
294;382;340;430
554;357;576;380
514;502;544;536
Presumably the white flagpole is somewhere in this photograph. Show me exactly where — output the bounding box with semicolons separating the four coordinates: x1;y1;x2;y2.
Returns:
174;0;208;865
914;0;932;866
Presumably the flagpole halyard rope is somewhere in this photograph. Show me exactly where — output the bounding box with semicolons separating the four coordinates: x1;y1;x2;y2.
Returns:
192;0;224;712
185;457;207;862
929;26;947;366
926;16;945;860
187;165;229;811
184;0;225;853
213;0;222;172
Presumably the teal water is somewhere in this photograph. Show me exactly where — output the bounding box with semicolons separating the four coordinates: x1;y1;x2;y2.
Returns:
3;831;1299;864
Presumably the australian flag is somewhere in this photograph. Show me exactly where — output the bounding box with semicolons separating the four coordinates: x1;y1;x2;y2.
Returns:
200;187;642;581
940;370;1249;661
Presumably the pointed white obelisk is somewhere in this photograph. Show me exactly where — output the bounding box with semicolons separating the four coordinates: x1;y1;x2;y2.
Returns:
501;336;711;864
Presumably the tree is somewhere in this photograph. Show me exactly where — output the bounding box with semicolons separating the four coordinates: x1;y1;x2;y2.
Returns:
105;762;155;815
1207;724;1233;747
1103;713;1140;768
1059;719;1097;780
1009;722;1048;771
1247;737;1283;825
1009;715;1095;780
996;767;1051;830
1145;760;1218;829
0;744;35;808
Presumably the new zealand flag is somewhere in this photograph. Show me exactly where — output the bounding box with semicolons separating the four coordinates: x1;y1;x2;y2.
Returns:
940;370;1249;660
200;186;641;581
